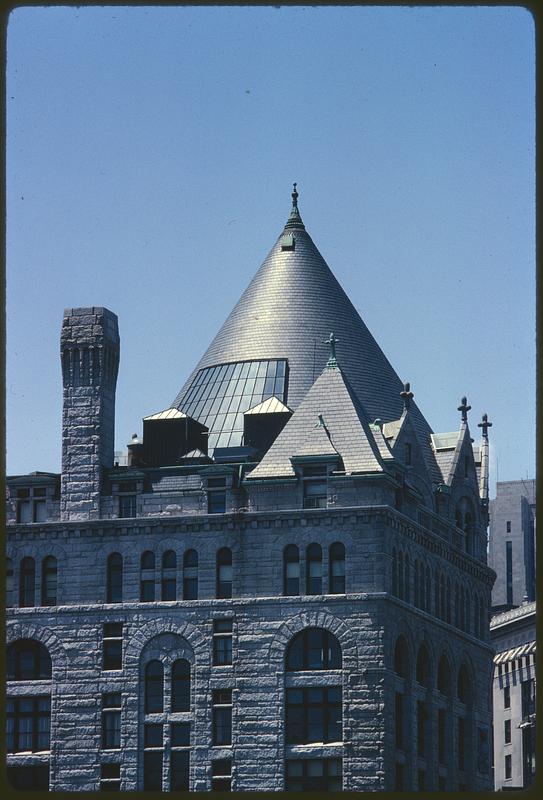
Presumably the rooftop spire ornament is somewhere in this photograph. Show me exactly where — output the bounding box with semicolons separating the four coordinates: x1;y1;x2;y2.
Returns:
400;381;414;410
285;181;305;230
325;332;339;368
457;396;471;423
478;413;492;438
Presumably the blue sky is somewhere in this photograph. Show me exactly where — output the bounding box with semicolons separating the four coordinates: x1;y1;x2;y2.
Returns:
7;5;535;492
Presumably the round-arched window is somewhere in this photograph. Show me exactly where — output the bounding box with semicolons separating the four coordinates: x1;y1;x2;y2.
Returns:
7;639;52;680
286;628;342;671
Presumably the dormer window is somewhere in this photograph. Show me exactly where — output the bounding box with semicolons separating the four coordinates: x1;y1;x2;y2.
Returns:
302;466;328;509
207;478;227;514
16;487;46;524
117;480;138;519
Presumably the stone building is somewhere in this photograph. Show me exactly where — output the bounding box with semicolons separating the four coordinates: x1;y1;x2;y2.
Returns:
488;479;536;611
6;187;496;791
490;601;536;790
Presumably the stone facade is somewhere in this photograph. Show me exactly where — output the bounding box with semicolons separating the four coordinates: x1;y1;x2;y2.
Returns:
6;191;495;791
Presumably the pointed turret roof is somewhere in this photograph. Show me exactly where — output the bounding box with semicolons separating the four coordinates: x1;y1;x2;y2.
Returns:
173;187;438;476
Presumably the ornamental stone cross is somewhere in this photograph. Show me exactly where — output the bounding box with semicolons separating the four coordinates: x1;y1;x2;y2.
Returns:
478;413;492;438
457;396;471;423
400;381;414;409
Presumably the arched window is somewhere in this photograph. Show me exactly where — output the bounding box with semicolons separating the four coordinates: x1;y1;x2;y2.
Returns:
403;554;410;603
437;655;451;696
140;551;155;602
7;558;14;607
455;510;463;529
19;557;35;607
283;545;300;596
107;553;123;603
439;572;446;621
329;542;345;594
7;639;52;680
41;556;57;606
161;550;177;601
171;660;190;712
394;636;409;678
414;560;421;608
479;595;486;640
286;628;342;671
460;585;466;631
398;551;404;598
454;582;460;628
464;512;473;554
392;548;398;596
425;565;431;613
183;549;198;600
216;548;232;599
457;665;471;704
306;544;322;595
145;660;164;713
416;645;431;687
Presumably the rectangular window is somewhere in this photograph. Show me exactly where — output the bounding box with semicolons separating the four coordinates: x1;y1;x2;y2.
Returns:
7;765;50;791
458;716;466;771
7;697;51;753
285;758;342;792
100;763;120;792
506;541;513;605
521;679;535;719
212;689;232;746
506;520;511;533
140;578;155;602
101;693;121;750
302;465;328;509
417;700;428;757
213;619;233;666
103;623;123;671
171;722;191;747
144;751;163;791
438;708;447;764
505;754;512;780
504;684;511;709
144;723;163;748
477;727;489;775
285;687;342;744
504;718;511;744
171;750;190;791
208;478;227;514
211;758;232;791
394;762;404;791
17;498;32;523
119;494;136;519
33;499;47;522
395;692;404;749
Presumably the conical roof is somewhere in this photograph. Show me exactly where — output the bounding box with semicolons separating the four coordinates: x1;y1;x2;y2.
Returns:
173;187;436;471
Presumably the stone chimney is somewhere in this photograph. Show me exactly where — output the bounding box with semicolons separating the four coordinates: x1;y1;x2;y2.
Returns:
60;307;119;520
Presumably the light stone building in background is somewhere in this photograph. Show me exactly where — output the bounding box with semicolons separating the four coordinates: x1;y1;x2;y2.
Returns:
6;188;496;791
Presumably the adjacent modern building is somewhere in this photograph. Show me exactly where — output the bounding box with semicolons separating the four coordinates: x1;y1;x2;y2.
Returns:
489;480;536;611
490;601;536;790
6;188;496;791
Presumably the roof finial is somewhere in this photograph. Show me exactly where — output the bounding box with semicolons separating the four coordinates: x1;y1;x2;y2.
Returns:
457;395;471;423
478;413;492;438
400;381;414;410
285;182;305;230
324;331;339;368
